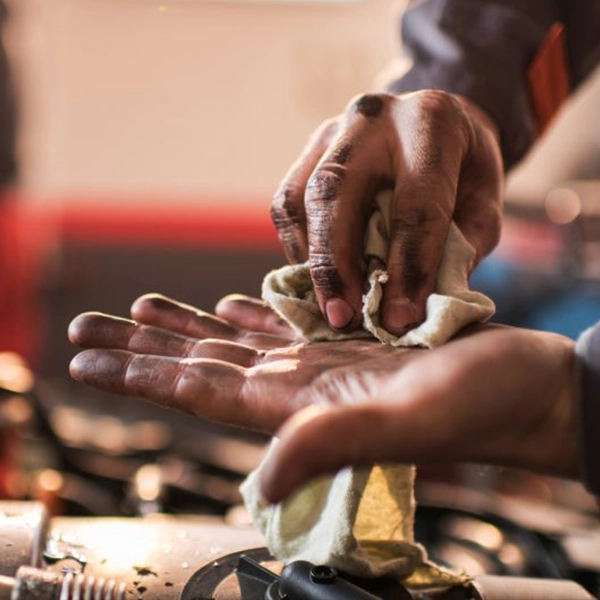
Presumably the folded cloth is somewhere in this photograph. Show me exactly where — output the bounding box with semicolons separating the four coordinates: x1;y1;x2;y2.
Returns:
242;191;495;587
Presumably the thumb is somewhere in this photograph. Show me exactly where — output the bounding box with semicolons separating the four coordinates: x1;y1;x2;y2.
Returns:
258;404;405;504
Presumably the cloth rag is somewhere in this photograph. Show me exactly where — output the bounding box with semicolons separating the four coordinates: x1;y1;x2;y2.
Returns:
242;191;495;587
262;192;495;348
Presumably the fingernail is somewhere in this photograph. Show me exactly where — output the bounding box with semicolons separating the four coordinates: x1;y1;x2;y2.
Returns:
325;298;355;330
384;298;419;334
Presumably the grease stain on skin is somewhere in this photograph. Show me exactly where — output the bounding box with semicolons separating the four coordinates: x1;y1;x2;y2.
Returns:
283;239;306;264
271;190;308;262
145;296;180;313
306;171;340;201
353;94;384;118
330;142;354;165
401;247;428;299
271;188;305;228
390;209;433;298
309;261;344;299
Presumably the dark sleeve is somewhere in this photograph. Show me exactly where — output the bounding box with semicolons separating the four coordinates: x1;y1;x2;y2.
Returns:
385;0;600;171
575;322;600;498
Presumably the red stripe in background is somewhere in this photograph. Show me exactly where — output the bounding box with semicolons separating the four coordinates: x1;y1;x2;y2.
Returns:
0;193;55;362
0;192;282;363
56;196;281;249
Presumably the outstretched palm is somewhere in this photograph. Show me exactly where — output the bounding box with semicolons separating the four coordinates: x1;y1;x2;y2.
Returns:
69;293;421;432
69;293;576;502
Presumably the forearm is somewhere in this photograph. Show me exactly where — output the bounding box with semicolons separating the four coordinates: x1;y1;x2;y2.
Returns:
386;0;600;171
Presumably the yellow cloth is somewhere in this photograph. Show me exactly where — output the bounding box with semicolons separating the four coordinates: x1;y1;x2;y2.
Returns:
241;457;467;587
242;191;494;586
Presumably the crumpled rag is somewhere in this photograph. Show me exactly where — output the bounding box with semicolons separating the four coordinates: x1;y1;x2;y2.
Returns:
242;191;495;587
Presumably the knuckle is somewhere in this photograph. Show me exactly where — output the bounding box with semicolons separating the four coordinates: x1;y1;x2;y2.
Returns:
318;117;341;140
348;92;393;118
271;184;308;262
305;168;344;203
390;206;442;234
271;184;305;228
403;90;466;138
309;253;342;297
310;250;335;271
398;92;469;169
414;89;461;118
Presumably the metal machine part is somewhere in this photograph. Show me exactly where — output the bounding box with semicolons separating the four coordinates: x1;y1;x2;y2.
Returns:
180;550;595;600
182;551;412;600
0;500;266;600
0;500;598;600
0;502;47;576
0;567;125;600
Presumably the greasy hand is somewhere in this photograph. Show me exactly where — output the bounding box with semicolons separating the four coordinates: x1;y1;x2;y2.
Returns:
69;294;577;504
271;90;503;334
261;325;578;503
68;293;420;433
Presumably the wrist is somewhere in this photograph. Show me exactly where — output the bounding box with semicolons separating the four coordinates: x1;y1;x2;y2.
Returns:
549;344;580;480
527;336;579;481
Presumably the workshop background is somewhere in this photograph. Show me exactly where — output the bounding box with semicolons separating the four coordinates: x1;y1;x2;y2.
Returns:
2;0;600;365
1;0;600;551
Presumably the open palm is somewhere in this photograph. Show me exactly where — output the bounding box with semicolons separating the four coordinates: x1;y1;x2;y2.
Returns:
69;293;577;502
68;293;421;433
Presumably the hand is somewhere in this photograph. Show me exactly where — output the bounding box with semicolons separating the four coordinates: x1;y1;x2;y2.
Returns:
260;324;578;503
271;90;503;335
68;293;418;432
69;294;577;503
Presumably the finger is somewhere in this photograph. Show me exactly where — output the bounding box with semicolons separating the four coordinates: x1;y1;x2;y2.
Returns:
69;349;276;430
381;200;451;334
258;405;410;503
259;394;464;503
381;93;468;334
215;294;297;340
68;312;258;366
453;119;503;266
271;119;339;264
454;197;502;268
130;293;287;350
306;94;394;332
131;294;237;338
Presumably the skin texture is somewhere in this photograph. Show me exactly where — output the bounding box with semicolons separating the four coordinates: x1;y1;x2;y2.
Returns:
270;90;503;335
69;293;579;503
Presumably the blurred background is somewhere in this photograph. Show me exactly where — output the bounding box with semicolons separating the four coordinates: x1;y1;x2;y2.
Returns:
2;0;600;363
0;0;600;590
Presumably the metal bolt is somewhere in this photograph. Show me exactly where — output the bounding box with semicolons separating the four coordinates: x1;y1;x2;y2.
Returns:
309;565;337;584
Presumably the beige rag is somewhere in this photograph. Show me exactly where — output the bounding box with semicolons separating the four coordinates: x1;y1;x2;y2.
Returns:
241;191;495;587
